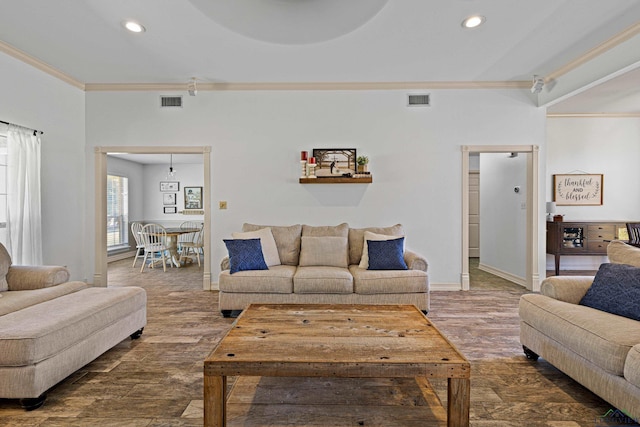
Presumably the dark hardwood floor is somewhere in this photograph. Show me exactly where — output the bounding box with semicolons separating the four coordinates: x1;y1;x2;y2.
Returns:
0;257;611;426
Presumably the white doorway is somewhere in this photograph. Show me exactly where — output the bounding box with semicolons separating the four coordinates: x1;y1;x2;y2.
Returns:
461;145;541;292
94;146;212;290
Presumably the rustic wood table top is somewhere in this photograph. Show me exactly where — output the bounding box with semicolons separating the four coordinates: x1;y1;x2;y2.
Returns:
204;304;470;427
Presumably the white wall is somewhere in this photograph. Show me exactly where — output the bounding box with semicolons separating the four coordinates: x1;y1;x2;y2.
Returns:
0;52;86;280
546;117;640;270
479;153;527;281
86;89;547;287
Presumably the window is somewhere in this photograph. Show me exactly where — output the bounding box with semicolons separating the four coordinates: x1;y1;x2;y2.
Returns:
107;175;129;251
0;129;7;247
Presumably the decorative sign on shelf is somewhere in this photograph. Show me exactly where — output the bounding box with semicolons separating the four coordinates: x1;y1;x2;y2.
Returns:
553;174;603;206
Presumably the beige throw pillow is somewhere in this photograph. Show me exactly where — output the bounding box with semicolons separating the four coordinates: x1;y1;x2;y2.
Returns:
359;231;405;269
232;227;281;267
299;236;348;268
0;243;11;292
608;240;640;267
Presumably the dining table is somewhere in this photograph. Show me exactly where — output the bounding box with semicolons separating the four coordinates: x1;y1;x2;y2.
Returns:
163;227;200;267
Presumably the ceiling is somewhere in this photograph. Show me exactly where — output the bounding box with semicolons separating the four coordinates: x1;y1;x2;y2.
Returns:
1;0;639;114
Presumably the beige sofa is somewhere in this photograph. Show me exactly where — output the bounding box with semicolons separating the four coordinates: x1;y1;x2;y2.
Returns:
219;223;429;317
519;240;640;418
0;243;147;410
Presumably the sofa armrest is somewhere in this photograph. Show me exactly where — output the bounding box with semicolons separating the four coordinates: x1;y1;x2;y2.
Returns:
220;257;230;272
6;265;71;291
404;250;428;272
540;276;594;304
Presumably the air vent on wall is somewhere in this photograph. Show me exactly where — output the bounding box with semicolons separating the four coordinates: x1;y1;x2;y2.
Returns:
407;94;430;107
160;96;183;108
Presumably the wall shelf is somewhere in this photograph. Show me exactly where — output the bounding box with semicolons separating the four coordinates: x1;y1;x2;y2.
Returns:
299;176;372;184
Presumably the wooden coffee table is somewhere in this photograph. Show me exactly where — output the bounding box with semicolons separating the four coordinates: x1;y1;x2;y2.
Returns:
204;304;470;427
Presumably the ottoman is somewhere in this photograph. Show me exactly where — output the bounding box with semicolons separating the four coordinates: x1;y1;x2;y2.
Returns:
0;286;146;409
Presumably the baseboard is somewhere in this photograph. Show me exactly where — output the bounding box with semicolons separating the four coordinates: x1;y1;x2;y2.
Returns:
210;281;219;291
107;251;136;263
430;282;462;291
478;263;526;287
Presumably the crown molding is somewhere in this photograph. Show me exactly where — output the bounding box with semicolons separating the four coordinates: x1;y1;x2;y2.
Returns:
547;112;640;118
0;40;85;90
546;21;640;82
84;81;529;92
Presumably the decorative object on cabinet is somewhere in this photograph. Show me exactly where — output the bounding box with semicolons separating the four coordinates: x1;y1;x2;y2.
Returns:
356;155;369;173
312;149;356;177
553;173;603;206
545;201;556;221
160;181;179;192
627;223;640;247
164;206;177;214
163;193;176;205
307;157;317;179
300;151;308;178
546;220;627;275
184;186;203;209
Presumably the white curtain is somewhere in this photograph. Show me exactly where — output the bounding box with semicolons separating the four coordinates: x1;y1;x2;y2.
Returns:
6;125;42;265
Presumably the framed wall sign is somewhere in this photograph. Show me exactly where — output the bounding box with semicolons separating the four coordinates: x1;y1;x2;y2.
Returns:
164;206;177;214
160;181;179;192
553;174;603;206
163;193;176;205
184;186;203;209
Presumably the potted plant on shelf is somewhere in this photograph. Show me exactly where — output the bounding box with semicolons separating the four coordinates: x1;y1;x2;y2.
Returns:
357;155;369;173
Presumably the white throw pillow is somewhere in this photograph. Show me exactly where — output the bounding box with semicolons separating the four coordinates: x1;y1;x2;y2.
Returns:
299;236;349;268
359;231;405;269
231;227;281;267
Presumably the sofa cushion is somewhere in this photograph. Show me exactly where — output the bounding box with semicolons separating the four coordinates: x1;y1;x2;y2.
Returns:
0;287;146;366
232;227;281;266
243;223;302;266
223;239;268;274
0;281;89;317
349;225;404;266
0;243;12;292
608;240;640;267
625;344;640;388
299;236;348;268
302;223;349;238
350;265;428;294
579;263;640;321
293;266;353;294
366;237;408;270
219;265;296;293
519;293;640;376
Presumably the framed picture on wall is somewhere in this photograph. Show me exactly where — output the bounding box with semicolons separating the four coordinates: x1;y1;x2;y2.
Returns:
160;181;179;192
163;206;177;214
553;174;603;206
184;186;203;209
163;193;176;205
312;148;357;177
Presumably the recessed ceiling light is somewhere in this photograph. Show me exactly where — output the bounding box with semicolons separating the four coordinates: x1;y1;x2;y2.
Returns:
461;15;485;29
123;20;146;33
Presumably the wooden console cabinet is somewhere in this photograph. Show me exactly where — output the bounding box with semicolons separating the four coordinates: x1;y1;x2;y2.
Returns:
546;220;627;275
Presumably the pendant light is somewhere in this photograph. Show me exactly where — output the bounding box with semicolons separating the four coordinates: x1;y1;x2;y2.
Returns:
167;154;177;180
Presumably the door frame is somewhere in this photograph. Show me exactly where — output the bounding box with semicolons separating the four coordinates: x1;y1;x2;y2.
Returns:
94;146;212;290
461;145;540;291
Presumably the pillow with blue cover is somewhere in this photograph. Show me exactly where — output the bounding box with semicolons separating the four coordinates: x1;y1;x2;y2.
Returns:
579;263;640;321
367;237;408;270
223;238;268;274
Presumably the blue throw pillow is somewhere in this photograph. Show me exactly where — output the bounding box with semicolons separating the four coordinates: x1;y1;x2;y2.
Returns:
223;238;268;274
579;263;640;321
367;237;408;270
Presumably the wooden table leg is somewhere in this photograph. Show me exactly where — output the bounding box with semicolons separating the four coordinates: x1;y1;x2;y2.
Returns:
204;374;226;427
447;377;470;427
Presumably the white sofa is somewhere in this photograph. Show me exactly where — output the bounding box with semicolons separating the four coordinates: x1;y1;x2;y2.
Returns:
519;240;640;418
0;243;147;409
219;223;429;317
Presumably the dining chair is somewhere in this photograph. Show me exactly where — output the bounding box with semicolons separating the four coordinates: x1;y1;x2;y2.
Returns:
626;223;640;247
140;223;170;272
180;222;204;267
178;221;200;251
130;222;145;268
